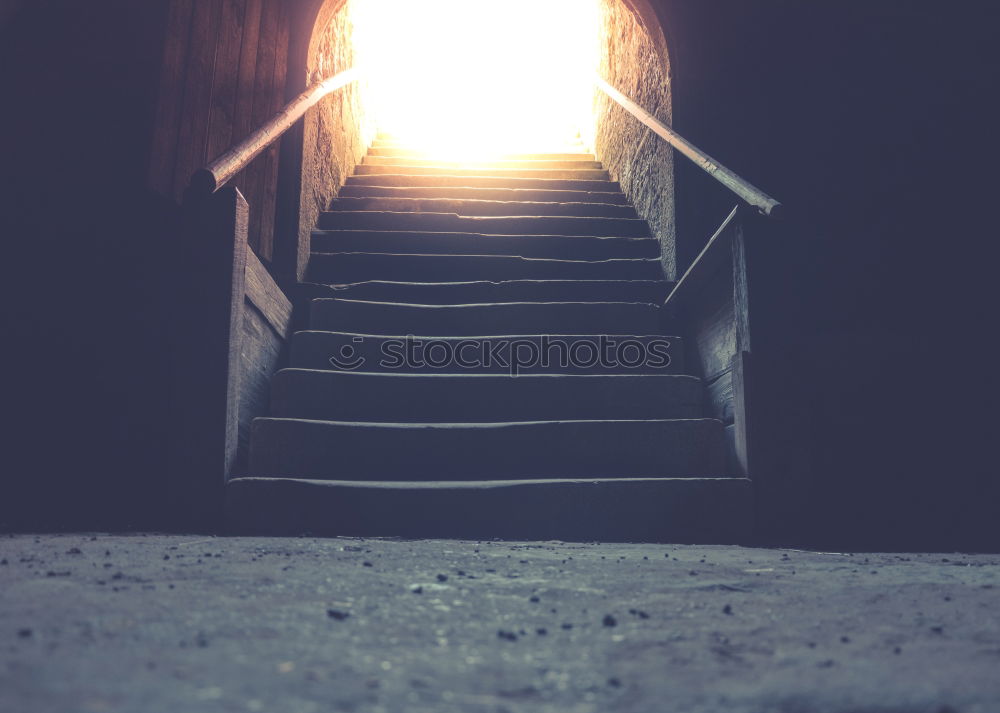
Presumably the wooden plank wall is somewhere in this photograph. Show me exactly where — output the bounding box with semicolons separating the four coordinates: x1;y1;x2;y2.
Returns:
148;0;290;263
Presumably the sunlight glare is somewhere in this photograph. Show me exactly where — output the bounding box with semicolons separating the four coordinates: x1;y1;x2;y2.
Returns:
351;0;600;158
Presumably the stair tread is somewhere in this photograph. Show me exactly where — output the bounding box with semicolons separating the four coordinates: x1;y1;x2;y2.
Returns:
296;279;672;303
353;165;611;179
347;174;620;191
293;328;681;338
225;476;752;542
248;417;728;480
368;149;598;161
271;369;703;421
308;298;668;336
338;185;629;203
363;157;604;169
310;231;658;260
328;197;637;218
307;252;663;284
318;211;651;237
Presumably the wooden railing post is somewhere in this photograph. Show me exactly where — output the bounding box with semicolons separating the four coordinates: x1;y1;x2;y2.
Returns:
169;186;249;527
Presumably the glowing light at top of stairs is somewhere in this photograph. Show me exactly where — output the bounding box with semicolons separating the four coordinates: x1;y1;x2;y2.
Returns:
352;0;600;159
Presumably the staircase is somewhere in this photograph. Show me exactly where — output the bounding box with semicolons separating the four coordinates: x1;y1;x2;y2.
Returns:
225;133;752;542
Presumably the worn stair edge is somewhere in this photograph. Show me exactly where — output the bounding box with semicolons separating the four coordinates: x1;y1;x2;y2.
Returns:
363;156;604;170
318;211;651;238
294;279;673;305
271;370;704;422
307;253;663;284
367;148;598;161
248;417;729;480
225;476;753;543
307;299;669;336
289;330;686;374
354;165;612;179
327;197;639;219
338;184;630;204
310;231;660;260
346;174;621;192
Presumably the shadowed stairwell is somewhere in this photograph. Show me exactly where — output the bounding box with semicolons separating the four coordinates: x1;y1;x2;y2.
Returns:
225;133;751;541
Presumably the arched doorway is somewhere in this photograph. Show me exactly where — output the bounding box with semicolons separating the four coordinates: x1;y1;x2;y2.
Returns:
288;0;676;280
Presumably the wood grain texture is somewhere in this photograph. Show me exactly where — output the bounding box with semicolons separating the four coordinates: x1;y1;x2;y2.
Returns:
235;305;284;474
172;0;223;200
148;0;195;197
245;248;292;338
205;0;248;161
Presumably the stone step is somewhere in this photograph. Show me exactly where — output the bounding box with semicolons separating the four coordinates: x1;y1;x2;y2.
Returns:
370;138;587;151
353;165;611;180
296;279;673;305
247;418;729;480
310;231;659;260
338;184;629;205
307;253;663;285
271;370;703;422
327;197;638;219
307;299;668;336
368;147;597;161
317;211;650;237
225;476;752;543
289;331;685;374
363;156;603;170
346;174;620;192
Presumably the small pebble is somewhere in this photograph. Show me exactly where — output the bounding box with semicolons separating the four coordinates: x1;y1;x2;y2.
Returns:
327;609;350;621
603;615;617;627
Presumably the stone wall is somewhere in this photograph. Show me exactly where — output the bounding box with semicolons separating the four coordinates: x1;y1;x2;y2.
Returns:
296;0;376;278
591;0;675;279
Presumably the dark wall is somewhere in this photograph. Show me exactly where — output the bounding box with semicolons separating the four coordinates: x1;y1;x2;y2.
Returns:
651;0;999;549
0;0;307;531
149;0;291;263
1;1;176;530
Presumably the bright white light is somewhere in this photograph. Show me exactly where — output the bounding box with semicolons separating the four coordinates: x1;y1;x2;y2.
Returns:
351;0;600;157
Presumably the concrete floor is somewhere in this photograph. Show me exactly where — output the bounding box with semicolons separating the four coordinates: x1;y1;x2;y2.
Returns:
1;535;998;713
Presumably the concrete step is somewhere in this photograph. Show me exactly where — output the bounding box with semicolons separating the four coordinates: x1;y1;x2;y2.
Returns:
318;211;650;237
346;174;620;192
225;476;752;542
271;370;703;422
247;417;729;480
290;331;685;374
370;138;587;150
368;147;597;161
354;165;611;180
310;231;659;260
306;253;663;283
338;184;629;205
307;299;668;336
363;156;603;170
296;279;673;305
327;197;638;219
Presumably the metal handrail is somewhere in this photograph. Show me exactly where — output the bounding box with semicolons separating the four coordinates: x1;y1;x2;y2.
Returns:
190;68;360;195
595;75;782;218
